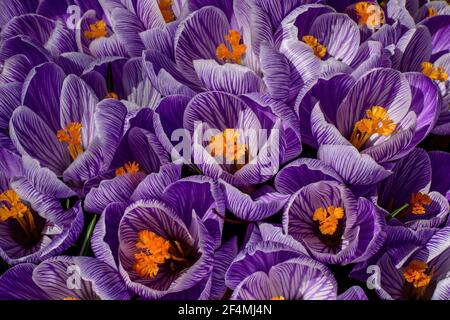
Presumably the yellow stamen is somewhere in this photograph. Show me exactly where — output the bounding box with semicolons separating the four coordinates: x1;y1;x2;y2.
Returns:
313;206;344;236
403;260;432;288
0;189;36;237
106;92;119;100
421;62;448;82
57;122;84;161
158;0;175;23
302;35;327;59
63;297;80;301
216;30;247;64
428;7;438;17
208;129;247;163
115;161;141;177
83;20;108;40
410;192;431;215
271;296;285;300
133;230;185;279
355;2;385;29
350;106;396;150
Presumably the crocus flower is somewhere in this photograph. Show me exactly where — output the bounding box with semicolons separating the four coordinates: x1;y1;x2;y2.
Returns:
377;148;450;229
77;0;188;58
282;180;386;265
297;68;441;186
376;225;450;300
155;91;301;187
0;149;83;265
9;62;128;194
227;223;367;300
0;256;130;300
87;163;236;299
143;2;322;102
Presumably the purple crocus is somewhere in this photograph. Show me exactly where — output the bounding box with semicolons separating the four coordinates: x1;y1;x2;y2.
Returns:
297;68;441;187
86;163;236;300
282;180;386;265
155;91;301;187
0;149;83;265
227;223;367;300
9;62;128;194
377;148;450;230
376;225;450;300
0;256;130;300
77;0;188;58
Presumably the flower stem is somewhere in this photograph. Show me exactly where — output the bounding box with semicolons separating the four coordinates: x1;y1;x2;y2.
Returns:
79;214;98;256
389;203;409;219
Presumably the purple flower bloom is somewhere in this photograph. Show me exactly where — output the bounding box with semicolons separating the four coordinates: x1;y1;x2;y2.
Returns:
377;148;450;229
0;256;130;300
155;91;301;187
282;180;386;265
376;225;450;300
8;62;128;194
297;68;441;186
0;149;83;265
227;223;367;300
88;163;236;299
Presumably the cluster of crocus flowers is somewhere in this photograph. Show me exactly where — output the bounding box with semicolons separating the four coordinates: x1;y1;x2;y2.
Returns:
350;106;396;150
216;30;247;64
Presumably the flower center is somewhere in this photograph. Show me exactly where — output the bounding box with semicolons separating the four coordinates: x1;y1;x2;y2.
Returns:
158;0;175;23
57;122;84;161
84;20;108;40
0;189;37;238
350;106;396;150
63;297;80;300
403;260;433;289
216;30;247;64
355;2;385;29
115;161;141;177
313;206;344;236
428;7;438;17
133;230;186;279
410;192;431;215
208;129;247;163
271;296;285;300
106;92;119;100
421;62;448;82
302;35;327;59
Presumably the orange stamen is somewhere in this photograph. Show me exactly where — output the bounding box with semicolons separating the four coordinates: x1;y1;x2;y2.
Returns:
410;192;431;215
313;206;345;236
115;162;141;177
302;35;327;59
106;92;119;100
355;2;385;29
403;260;432;288
84;20;108;40
0;189;36;237
158;0;175;23
350;106;396;150
57;122;84;161
422;62;448;82
216;30;247;64
428;7;438;17
208;129;247;163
